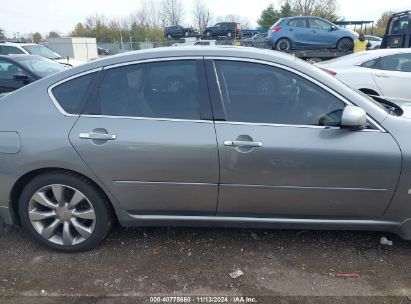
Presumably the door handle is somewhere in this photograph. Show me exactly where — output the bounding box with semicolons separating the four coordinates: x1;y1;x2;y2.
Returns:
79;133;117;140
375;73;389;78
224;140;263;148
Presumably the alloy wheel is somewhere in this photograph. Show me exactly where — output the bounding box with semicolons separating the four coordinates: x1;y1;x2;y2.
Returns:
28;184;96;246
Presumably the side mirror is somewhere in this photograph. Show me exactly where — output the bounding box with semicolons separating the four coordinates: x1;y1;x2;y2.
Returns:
13;72;29;81
341;105;367;129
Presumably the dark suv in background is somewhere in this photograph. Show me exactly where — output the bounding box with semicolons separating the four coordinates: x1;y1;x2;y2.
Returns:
164;25;197;39
204;22;241;38
381;10;411;48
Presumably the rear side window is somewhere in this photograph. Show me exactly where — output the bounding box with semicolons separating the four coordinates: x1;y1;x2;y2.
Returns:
97;60;201;119
52;72;95;114
289;19;307;28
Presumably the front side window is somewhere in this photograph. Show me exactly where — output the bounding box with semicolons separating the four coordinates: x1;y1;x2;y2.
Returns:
97;60;201;120
309;18;332;30
0;59;23;79
214;60;345;126
52;72;95;114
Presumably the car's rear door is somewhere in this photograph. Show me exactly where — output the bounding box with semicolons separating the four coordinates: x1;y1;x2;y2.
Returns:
68;58;219;216
206;58;401;218
287;18;312;47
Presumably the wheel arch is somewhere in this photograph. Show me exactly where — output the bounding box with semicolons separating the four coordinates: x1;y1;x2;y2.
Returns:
10;167;117;224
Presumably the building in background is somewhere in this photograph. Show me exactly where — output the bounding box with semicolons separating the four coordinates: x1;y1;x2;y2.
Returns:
47;37;98;62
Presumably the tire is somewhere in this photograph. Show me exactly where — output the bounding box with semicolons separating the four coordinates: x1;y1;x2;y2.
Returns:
337;37;353;52
18;171;112;252
275;38;291;51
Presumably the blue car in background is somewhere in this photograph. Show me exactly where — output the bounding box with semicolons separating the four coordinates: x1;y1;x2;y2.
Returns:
267;16;358;52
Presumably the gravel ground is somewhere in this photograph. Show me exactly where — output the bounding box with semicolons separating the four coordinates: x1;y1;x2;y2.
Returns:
0;223;410;303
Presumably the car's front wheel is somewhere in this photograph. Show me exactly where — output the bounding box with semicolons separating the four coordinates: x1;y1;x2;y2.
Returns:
275;38;291;51
18;172;112;252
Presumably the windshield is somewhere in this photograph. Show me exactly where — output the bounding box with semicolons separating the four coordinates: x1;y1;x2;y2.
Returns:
22;45;62;60
18;57;67;78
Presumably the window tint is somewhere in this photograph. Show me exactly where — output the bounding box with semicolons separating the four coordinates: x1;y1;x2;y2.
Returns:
289;19;307;28
310;18;332;30
367;53;411;72
214;61;345;126
52;72;95;114
98;60;201;119
0;46;25;55
0;59;23;79
390;14;409;34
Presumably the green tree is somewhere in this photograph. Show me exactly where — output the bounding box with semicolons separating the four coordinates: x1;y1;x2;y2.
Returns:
374;11;394;37
32;32;42;43
280;1;293;18
257;4;281;29
47;31;60;39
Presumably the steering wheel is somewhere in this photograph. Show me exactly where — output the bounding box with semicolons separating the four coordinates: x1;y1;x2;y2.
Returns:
255;74;300;108
162;75;186;93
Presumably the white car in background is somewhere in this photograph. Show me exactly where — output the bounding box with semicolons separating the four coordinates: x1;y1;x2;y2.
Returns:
0;42;85;67
315;49;411;103
365;35;382;49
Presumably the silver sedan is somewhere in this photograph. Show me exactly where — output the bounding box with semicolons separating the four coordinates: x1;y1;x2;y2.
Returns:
0;46;410;252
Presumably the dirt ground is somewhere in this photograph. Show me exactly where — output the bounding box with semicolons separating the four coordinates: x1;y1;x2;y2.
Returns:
0;223;410;303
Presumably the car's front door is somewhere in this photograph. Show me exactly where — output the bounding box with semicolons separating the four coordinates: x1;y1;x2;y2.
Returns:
69;59;219;215
207;59;401;218
371;53;411;102
308;18;335;48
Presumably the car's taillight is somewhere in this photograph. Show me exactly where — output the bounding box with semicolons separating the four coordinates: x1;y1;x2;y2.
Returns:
320;67;337;76
272;27;282;32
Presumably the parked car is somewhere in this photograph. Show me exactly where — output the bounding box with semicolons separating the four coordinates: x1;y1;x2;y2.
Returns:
97;46;110;56
204;22;241;39
2;46;411;252
0;42;85;67
164;25;197;39
315;48;411;103
0;54;66;95
381;10;410;49
267;17;358;52
365;35;382;49
243;33;268;48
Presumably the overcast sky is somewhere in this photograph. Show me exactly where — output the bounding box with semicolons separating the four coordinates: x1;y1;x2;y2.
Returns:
1;0;409;37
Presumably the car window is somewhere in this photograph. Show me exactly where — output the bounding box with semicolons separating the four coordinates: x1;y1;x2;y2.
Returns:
310;18;332;30
214;60;346;126
52;72;95;114
390;14;409;35
18;57;66;77
97;60;201;119
22;45;62;60
371;53;411;72
360;58;378;69
0;59;23;79
288;19;307;28
0;46;25;55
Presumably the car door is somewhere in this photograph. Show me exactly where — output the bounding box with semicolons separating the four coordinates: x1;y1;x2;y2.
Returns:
68;59;219;215
371;53;411;102
287;18;312;47
206;59;401;218
0;59;30;93
308;18;335;48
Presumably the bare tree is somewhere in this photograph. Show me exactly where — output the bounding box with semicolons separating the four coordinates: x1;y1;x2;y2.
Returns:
217;14;250;28
288;0;339;20
130;0;161;29
160;0;184;26
192;0;212;32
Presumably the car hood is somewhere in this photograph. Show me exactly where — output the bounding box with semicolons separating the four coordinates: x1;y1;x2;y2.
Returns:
55;58;86;67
